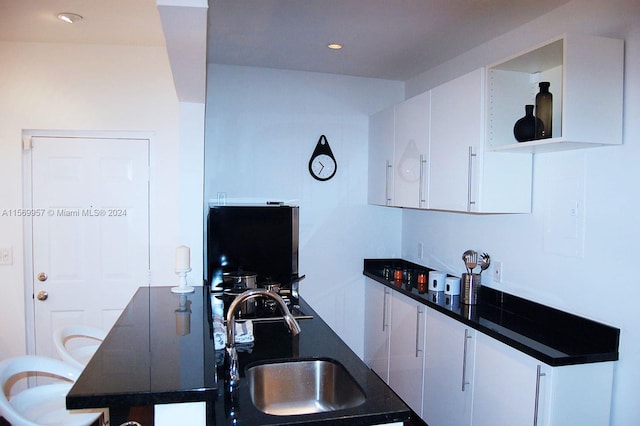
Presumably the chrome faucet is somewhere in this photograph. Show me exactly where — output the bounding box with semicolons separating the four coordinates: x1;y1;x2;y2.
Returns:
225;288;301;392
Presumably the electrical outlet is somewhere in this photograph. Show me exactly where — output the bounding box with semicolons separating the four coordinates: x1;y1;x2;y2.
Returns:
417;242;423;260
0;247;13;265
493;261;503;283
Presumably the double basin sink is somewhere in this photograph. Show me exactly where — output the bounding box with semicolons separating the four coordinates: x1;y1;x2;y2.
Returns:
246;358;366;416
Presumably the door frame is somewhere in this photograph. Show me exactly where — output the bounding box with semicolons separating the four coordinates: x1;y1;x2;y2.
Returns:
21;129;154;355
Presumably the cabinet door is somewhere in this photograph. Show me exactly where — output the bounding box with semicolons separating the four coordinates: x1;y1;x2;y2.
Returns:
429;68;484;212
363;278;391;382
388;291;426;416
472;332;548;426
423;308;474;426
368;107;395;206
393;92;430;208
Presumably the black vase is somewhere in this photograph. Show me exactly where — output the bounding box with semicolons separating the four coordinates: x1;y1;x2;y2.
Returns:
513;104;539;142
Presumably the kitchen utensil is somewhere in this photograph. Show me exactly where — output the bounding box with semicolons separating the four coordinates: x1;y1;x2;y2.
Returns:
463;250;478;274
480;252;491;273
462;250;474;274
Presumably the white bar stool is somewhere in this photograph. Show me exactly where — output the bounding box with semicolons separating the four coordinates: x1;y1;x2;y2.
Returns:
53;326;107;370
0;355;103;426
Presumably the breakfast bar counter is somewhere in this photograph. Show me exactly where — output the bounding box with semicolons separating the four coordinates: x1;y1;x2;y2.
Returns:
66;286;410;425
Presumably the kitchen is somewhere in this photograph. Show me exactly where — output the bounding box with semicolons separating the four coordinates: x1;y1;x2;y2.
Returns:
1;0;639;425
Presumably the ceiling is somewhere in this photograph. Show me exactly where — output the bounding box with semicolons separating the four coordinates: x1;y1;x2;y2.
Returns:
0;0;571;81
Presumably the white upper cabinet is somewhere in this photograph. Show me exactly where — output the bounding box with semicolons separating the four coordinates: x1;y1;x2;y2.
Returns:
429;68;533;213
486;33;624;153
368;92;430;208
393;92;430;209
368;106;395;206
368;33;622;212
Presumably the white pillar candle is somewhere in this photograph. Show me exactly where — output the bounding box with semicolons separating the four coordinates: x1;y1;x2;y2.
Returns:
175;245;190;270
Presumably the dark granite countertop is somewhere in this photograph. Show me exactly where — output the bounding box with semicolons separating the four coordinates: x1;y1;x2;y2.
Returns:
364;258;620;367
66;287;217;414
67;286;410;425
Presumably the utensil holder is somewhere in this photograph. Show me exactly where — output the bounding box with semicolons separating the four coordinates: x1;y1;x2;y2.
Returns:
461;273;481;305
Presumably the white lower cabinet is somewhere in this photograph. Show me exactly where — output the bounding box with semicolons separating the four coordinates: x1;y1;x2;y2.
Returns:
473;332;614;426
388;291;426;416
364;278;426;416
472;332;548;426
364;278;391;382
365;284;615;426
422;308;475;426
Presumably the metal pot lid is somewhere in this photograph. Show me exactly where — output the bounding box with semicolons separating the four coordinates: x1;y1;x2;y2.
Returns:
223;288;244;296
223;270;257;279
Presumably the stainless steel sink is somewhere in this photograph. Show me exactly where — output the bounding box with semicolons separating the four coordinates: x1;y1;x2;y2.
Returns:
246;358;366;416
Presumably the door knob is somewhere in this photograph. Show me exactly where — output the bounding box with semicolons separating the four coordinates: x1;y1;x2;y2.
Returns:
37;290;48;301
37;272;48;282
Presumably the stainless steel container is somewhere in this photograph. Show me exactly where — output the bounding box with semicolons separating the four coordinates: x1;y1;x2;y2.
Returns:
223;271;258;289
223;271;258;316
461;273;481;305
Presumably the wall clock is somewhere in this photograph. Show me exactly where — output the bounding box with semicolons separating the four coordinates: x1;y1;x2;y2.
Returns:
308;135;337;181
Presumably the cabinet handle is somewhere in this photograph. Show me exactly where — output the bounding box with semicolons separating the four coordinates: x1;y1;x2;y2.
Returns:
533;365;546;426
415;306;423;357
385;160;392;206
419;154;427;207
467;146;476;211
382;288;390;331
461;329;472;391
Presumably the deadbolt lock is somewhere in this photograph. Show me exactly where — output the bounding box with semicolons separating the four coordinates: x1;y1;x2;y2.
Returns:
37;272;48;282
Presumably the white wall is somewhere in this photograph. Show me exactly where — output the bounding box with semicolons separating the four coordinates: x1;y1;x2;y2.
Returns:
205;64;403;355
402;1;640;424
0;41;192;359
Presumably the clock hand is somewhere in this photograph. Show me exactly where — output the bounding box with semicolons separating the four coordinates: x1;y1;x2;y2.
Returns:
319;162;325;173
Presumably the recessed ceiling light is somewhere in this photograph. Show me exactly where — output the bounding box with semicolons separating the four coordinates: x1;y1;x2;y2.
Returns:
57;12;83;24
327;43;343;50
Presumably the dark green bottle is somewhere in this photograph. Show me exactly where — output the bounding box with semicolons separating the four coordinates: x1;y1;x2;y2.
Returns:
535;82;553;139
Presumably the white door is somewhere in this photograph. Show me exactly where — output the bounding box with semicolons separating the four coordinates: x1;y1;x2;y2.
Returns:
29;136;150;359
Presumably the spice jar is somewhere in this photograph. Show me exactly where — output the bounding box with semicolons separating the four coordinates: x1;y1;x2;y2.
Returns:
417;272;427;294
383;265;391;281
393;267;403;287
405;269;415;291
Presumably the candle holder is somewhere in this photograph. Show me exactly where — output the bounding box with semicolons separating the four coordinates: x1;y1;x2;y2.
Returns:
171;267;194;294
